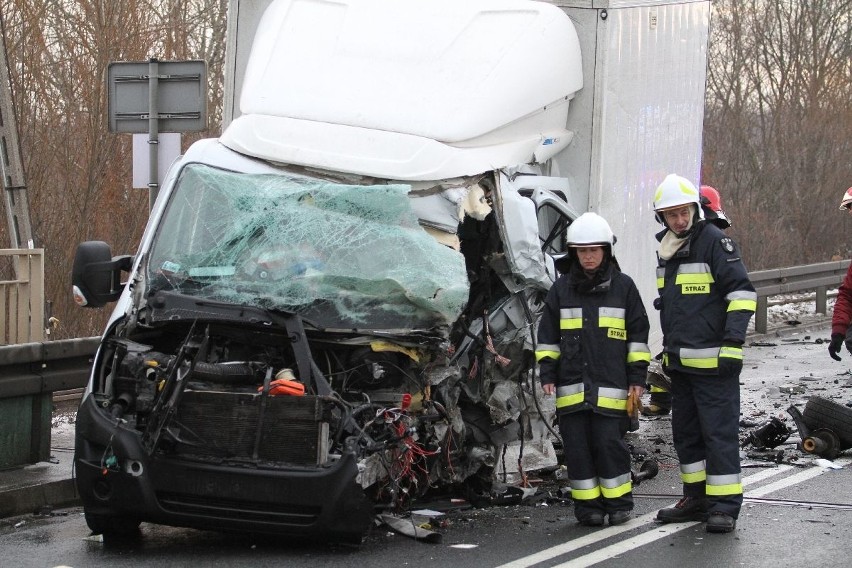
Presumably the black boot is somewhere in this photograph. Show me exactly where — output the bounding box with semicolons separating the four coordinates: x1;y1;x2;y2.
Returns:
656;497;709;523
705;512;736;533
577;512;605;526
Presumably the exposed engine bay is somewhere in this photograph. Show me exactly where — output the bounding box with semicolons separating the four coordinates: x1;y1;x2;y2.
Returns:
90;274;552;516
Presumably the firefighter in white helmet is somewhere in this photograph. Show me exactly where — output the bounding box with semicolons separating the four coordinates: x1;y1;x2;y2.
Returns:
536;212;651;527
651;174;756;534
645;183;734;416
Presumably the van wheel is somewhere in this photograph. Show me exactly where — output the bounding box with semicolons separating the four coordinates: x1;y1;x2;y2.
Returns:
85;512;141;537
801;396;852;449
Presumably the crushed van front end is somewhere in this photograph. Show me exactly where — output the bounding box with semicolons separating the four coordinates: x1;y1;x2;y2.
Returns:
73;145;564;541
75;391;372;541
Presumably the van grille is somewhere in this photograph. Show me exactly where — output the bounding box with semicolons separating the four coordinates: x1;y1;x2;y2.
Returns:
172;391;330;466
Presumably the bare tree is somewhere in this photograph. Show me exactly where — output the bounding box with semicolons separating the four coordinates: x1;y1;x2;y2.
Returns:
703;0;852;269
0;0;227;338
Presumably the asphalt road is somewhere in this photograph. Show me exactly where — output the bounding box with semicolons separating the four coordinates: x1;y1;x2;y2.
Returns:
2;323;851;567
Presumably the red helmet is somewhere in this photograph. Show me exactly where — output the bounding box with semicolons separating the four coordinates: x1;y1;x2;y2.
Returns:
839;187;852;210
699;185;723;212
699;184;730;227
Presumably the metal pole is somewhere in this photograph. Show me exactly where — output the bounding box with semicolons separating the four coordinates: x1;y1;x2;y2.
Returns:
816;286;827;315
148;58;159;211
755;296;768;335
0;8;33;250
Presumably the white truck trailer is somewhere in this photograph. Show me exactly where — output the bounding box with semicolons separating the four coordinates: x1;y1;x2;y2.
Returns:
71;0;710;542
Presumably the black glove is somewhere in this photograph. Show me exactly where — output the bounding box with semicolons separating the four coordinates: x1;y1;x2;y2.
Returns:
829;333;844;361
718;343;743;379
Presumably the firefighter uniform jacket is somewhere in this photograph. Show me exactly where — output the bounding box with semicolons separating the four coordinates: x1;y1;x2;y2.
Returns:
536;261;651;417
655;221;757;373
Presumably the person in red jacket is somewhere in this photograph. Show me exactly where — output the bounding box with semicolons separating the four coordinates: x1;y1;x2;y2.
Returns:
828;187;852;361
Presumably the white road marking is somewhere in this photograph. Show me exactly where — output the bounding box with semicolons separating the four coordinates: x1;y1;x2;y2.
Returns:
741;464;794;485
494;459;848;568
743;462;844;498
493;511;670;568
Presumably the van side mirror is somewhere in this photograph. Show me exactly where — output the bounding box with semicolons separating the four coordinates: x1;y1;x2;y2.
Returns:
71;241;133;308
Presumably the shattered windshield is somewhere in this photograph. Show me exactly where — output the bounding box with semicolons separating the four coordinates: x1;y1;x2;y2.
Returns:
146;163;469;330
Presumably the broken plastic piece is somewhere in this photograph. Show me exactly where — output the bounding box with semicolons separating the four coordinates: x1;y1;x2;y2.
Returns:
742;417;791;449
379;514;442;543
813;458;844;470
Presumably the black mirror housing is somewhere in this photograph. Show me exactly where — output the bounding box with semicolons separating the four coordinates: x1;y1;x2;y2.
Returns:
72;241;133;308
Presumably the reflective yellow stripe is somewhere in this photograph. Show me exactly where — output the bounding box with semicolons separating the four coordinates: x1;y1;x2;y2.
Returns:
680;348;720;369
681;470;707;484
560;308;582;330
556;384;585;409
650;385;667;393
704;473;743;496
656;277;664;289
719;346;743;360
680;356;717;369
598;397;627;411
727;299;757;312
535;350;561;362
627;352;651;363
598;387;628;411
627;343;651;363
556;392;584;408
599;317;625;329
706;482;743;496
570;478;601;501
681;461;706;484
600;473;632;499
571;486;602;500
600;480;632;499
599;308;626;330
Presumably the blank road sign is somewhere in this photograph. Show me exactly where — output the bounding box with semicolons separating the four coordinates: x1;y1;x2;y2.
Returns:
108;60;207;133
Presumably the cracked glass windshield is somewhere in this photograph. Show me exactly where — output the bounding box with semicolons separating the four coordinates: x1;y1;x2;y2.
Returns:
146;163;469;330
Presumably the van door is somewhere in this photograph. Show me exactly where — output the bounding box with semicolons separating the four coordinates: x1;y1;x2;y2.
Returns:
495;172;581;288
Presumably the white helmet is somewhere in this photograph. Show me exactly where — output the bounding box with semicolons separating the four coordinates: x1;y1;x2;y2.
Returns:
653;174;704;224
839;187;852;210
566;212;615;247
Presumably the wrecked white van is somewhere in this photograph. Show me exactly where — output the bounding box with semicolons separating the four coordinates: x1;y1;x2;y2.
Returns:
70;0;711;542
71;0;584;542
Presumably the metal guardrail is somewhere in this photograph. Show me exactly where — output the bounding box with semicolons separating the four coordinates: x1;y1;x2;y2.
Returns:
0;336;99;468
749;259;850;334
0;336;100;399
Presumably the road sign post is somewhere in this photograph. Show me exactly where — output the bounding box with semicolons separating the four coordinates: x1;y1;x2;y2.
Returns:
107;59;207;210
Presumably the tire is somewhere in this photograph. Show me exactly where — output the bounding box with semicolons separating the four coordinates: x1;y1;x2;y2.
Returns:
801;396;852;449
84;512;141;537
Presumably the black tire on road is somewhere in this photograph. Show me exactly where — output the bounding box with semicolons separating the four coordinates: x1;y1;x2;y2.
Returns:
801;396;852;449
